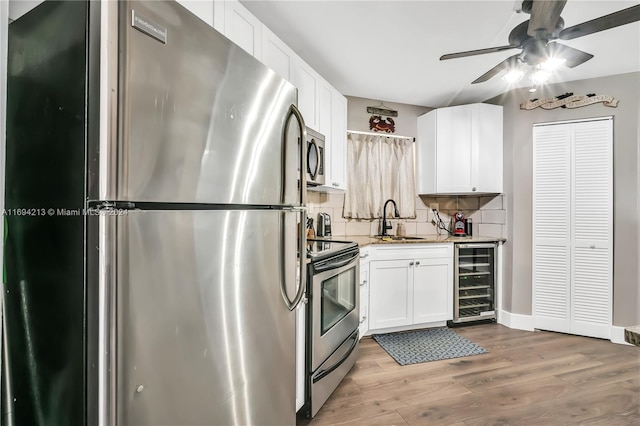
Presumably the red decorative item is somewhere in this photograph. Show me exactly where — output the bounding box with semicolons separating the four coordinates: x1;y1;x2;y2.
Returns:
369;115;395;133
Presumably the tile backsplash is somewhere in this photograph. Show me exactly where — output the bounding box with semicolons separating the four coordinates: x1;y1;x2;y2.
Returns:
307;191;506;238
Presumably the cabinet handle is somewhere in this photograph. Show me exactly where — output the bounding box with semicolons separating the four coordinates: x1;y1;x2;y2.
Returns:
409;261;414;266
472;187;477;192
360;316;367;324
360;253;369;258
360;280;367;287
415;261;420;266
590;244;596;249
333;182;339;187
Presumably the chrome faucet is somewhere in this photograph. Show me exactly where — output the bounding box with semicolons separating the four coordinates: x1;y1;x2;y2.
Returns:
381;199;400;236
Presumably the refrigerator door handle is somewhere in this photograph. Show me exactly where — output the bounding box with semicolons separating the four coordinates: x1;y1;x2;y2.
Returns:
280;209;307;311
284;104;307;206
98;213;117;426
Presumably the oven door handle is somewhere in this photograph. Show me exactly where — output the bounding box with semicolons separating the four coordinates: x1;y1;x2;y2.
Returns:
312;332;358;383
313;250;359;273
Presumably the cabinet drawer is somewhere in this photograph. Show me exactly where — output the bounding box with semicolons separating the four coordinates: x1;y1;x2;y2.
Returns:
373;244;452;261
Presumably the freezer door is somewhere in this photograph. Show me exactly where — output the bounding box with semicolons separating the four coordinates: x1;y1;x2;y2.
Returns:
112;210;301;425
97;0;303;205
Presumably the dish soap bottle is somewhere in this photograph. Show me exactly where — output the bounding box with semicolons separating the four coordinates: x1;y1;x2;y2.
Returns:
396;222;405;237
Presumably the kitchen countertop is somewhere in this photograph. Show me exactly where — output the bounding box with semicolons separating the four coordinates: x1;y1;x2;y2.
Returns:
624;326;640;346
318;235;506;247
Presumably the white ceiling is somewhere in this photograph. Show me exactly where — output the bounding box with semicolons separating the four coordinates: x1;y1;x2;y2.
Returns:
241;0;640;107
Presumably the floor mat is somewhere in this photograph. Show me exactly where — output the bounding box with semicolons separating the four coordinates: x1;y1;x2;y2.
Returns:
372;327;487;365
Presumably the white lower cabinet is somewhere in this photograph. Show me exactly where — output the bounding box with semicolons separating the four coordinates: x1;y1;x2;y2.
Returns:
369;244;453;333
359;261;370;338
369;260;413;329
413;257;453;324
358;247;371;338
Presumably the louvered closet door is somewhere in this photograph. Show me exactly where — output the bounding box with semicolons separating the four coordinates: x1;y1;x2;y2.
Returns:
571;120;612;339
533;125;572;333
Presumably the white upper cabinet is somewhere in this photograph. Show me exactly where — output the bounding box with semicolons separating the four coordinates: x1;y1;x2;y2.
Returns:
261;26;296;82
294;58;319;130
214;0;262;59
317;80;332;141
307;80;348;192
328;90;347;191
416;103;503;195
176;0;214;27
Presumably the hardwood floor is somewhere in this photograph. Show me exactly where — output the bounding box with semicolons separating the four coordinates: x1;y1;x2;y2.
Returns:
302;324;640;425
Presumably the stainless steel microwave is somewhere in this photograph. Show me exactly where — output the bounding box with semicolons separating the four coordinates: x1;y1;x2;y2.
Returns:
306;127;325;186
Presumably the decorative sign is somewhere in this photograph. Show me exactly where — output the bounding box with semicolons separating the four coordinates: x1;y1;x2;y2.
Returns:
366;106;398;117
369;115;395;133
520;93;619;110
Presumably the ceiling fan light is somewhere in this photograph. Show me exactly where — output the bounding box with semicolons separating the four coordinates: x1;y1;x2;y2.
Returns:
540;57;567;71
503;68;525;83
531;69;551;84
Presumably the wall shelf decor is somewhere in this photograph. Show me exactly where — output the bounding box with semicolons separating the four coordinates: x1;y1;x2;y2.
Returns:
520;93;619;110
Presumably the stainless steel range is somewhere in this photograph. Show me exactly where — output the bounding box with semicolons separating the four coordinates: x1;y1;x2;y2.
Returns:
303;240;360;418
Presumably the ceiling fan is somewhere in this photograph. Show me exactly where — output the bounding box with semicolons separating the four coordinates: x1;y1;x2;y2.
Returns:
440;0;640;84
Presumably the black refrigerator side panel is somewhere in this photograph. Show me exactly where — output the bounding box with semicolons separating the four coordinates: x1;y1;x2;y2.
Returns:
2;2;88;425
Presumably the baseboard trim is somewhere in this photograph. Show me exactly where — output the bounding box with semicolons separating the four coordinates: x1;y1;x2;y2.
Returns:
498;310;534;331
365;321;448;336
610;326;632;345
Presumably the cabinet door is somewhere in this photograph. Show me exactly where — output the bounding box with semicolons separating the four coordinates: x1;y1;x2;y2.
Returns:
261;26;295;81
176;0;214;27
317;81;332;142
436;105;473;193
329;90;348;190
222;0;262;59
474;104;503;193
413;257;453;323
293;59;318;130
369;260;413;329
359;263;370;338
570;120;612;339
533;124;572;333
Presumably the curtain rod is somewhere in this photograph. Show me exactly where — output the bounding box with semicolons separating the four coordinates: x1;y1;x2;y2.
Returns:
347;129;415;142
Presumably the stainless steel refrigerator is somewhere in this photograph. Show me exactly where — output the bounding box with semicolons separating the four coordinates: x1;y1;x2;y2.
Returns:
2;1;307;425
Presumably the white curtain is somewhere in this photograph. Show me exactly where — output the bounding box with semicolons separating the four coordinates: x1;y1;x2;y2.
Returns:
344;133;416;219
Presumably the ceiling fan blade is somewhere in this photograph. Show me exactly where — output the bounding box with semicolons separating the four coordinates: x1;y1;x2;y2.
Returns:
547;42;594;68
471;55;519;84
527;0;567;36
559;5;640;40
440;45;518;61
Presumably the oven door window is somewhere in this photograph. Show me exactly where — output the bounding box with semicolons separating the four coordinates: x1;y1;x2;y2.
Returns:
321;268;356;335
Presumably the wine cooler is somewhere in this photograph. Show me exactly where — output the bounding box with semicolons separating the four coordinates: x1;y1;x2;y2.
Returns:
450;243;497;325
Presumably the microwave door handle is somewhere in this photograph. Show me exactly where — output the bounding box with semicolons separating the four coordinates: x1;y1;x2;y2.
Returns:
308;139;319;180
